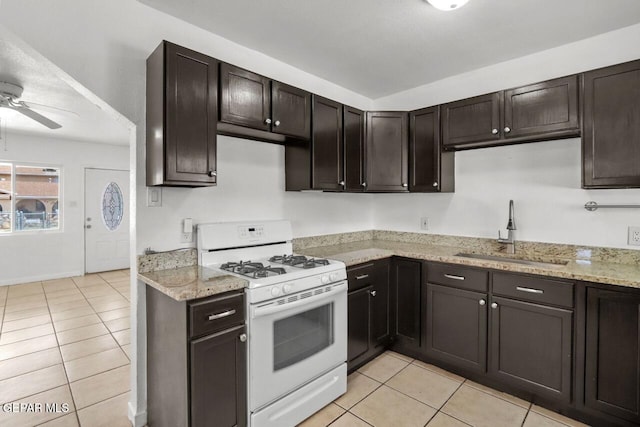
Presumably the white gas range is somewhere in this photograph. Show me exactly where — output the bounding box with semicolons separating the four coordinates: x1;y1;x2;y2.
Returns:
197;220;347;427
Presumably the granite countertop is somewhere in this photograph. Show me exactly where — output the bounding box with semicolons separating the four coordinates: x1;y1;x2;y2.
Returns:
297;239;640;289
138;265;248;301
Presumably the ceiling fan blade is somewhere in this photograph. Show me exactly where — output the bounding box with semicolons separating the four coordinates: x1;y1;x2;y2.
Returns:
7;105;62;129
22;101;79;117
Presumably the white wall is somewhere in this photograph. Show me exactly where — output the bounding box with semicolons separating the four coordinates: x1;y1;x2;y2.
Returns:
372;24;640;249
0;133;129;285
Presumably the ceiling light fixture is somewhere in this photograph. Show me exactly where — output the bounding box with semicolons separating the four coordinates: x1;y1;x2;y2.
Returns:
427;0;470;11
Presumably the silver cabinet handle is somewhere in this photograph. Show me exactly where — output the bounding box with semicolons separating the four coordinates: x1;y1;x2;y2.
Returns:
355;274;369;280
239;333;247;342
491;302;498;309
402;183;408;188
274;120;281;127
516;286;544;294
208;309;236;321
492;128;499;135
444;274;465;281
479;299;486;306
370;290;377;297
504;126;511;133
264;118;272;124
339;181;345;187
208;170;217;177
432;182;438;187
361;182;367;187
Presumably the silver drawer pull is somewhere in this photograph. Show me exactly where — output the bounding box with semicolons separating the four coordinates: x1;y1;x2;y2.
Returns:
516;286;544;294
208;309;236;321
355;274;369;280
444;274;465;281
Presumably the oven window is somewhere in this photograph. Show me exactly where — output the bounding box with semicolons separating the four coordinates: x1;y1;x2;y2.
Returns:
273;303;334;371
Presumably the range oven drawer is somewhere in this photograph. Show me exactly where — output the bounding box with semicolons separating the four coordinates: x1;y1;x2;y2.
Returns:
189;291;245;339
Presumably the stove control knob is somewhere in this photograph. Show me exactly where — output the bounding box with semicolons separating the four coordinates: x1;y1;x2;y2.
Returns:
283;284;293;294
271;287;281;297
321;276;330;284
329;273;338;282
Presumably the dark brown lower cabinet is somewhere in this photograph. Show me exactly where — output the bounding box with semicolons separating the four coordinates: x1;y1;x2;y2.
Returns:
489;296;573;403
424;283;488;374
147;287;247;427
391;258;422;354
585;287;640;424
347;259;390;371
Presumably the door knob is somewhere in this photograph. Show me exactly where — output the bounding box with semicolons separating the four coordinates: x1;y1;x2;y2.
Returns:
208;170;217;177
491;302;498;309
274;120;281;127
491;128;499;135
361;182;366;187
370;290;377;297
432;182;438;187
479;299;486;306
402;183;408;188
504;126;511;133
264;118;272;124
239;333;247;342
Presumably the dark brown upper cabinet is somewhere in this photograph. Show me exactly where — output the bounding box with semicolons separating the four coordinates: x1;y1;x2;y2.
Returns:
443;75;580;150
146;41;218;187
219;63;311;143
366;111;409;192
344;106;366;192
583;60;640;188
409;106;454;193
311;96;343;191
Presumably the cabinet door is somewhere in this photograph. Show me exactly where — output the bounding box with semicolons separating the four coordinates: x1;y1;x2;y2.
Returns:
425;283;487;373
191;325;247;427
370;260;390;348
312;96;343;190
489;297;572;403
392;258;422;352
583;60;640;188
585;288;640;424
503;75;579;140
442;92;501;149
220;63;271;131
348;286;372;371
366;111;409;192
344;106;366;192
164;42;218;184
271;81;311;139
409;106;444;192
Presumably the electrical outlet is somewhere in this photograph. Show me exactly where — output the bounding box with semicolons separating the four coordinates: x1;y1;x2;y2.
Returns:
420;217;429;230
629;226;640;246
180;232;193;243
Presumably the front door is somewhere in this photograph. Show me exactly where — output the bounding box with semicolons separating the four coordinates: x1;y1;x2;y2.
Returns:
85;168;129;273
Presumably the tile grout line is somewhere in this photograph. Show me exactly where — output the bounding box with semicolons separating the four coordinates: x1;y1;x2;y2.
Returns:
40;279;83;427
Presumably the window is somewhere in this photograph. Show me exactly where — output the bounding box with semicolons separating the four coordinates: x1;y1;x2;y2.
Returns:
0;162;61;233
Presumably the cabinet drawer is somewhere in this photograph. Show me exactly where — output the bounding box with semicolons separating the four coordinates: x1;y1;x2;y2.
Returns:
347;262;379;292
427;263;488;292
492;273;573;308
190;292;245;338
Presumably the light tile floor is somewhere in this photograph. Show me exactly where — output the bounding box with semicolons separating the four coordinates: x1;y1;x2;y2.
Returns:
0;270;131;427
299;352;590;427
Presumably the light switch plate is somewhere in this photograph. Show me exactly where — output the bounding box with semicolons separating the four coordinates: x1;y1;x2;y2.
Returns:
147;187;162;207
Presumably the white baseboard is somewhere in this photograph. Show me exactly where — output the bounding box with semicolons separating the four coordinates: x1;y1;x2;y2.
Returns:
0;270;84;286
128;401;147;427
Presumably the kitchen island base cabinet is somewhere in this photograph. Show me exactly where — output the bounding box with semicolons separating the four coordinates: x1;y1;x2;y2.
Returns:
146;287;247;427
585;288;640;425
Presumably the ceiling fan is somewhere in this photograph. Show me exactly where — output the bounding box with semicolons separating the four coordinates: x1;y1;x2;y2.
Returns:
0;81;63;129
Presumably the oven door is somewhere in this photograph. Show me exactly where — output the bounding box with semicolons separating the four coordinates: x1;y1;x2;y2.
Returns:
249;281;347;411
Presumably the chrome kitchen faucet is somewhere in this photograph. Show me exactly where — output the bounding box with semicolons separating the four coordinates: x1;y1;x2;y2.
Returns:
498;200;516;254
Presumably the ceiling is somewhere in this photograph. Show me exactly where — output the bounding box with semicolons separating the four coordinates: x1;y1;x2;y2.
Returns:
0;39;129;146
139;0;640;99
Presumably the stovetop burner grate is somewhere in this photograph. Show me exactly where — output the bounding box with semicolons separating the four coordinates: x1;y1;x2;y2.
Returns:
269;255;330;269
220;261;287;279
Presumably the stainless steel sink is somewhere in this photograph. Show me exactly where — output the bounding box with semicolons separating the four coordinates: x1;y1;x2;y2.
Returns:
455;253;568;268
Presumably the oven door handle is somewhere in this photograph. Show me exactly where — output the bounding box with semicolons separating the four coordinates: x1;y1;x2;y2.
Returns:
252;282;347;319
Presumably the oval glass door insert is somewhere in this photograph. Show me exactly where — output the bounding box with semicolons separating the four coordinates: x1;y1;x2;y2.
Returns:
102;182;124;231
